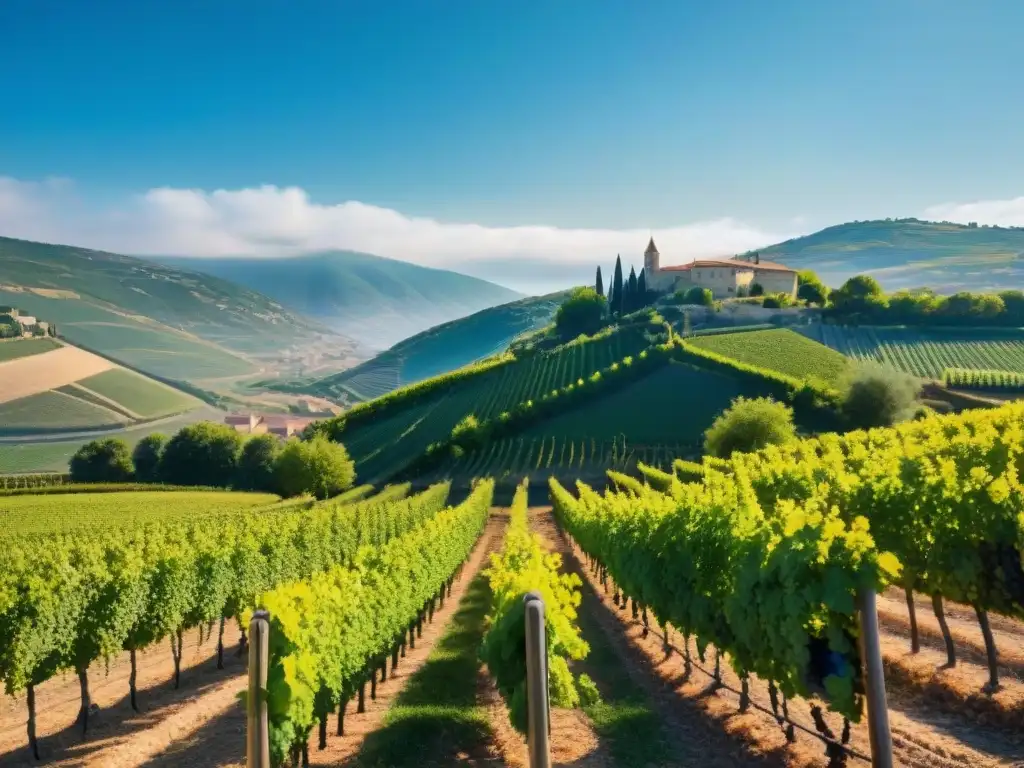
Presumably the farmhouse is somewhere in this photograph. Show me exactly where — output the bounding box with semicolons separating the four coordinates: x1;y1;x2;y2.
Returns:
642;238;797;299
224;412;317;438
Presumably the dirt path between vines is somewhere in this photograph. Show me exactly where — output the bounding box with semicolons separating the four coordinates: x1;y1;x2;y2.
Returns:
529;507;787;767
534;505;1024;768
0;620;246;767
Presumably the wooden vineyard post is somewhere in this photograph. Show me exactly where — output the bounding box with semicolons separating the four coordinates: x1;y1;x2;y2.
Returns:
247;610;270;768
856;589;893;768
524;592;551;768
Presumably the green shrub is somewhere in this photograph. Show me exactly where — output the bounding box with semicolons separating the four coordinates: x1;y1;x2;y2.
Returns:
69;438;133;483
704;396;797;458
275;436;355;499
555;287;607;340
840;363;921;429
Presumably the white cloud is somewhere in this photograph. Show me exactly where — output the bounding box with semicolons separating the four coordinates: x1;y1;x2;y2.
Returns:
0;177;791;275
922;196;1024;227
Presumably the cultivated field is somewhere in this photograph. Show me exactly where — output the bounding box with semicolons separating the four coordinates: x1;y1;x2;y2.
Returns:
690;327;851;385
0;338;60;362
806;324;1024;378
0;391;130;435
74;368;197;419
0;344;114;404
517;362;760;446
0;489;281;537
339;327;651;483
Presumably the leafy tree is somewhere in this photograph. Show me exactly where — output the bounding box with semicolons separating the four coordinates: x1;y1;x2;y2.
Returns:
796;270;829;305
704;397;796;458
938;291;1005;322
840;363;920;429
886;290;939;323
998;290;1024;325
275;436;355;499
595;266;604;297
236;433;283;492
70;438;134;483
749;282;764;297
681;286;714;306
830;274;886;315
611;255;624;316
554;287;606;339
132;433;167;483
159;421;244;487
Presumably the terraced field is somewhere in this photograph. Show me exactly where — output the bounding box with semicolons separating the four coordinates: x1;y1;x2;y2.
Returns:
340;328;651;483
805;324;1024;379
689;327;850;386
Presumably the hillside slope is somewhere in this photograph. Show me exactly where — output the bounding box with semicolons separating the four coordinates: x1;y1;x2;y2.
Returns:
756;218;1024;293
276;290;569;402
0;236;362;381
156;251;524;349
0;337;203;440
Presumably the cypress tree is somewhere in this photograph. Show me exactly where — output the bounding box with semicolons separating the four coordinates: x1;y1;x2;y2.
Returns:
626;267;638;313
611;255;624;316
637;268;647;307
595;266;604;297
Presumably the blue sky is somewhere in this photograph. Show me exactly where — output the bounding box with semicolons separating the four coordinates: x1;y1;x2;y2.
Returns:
1;0;1023;290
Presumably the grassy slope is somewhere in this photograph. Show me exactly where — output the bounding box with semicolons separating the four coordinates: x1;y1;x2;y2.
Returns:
755;218;1024;293
0;235;358;379
75;368;198;419
157;251;524;350
689;328;851;386
267;290;569;402
0;390;131;435
804;324;1024;378
0;338;60;362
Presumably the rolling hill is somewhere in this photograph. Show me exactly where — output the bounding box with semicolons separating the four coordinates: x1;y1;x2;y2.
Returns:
155;251;524;350
755;218;1024;293
268;290;570;403
0;235;362;383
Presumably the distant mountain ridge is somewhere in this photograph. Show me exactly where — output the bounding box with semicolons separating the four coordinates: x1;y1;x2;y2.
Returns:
155;251;524;350
755;218;1024;293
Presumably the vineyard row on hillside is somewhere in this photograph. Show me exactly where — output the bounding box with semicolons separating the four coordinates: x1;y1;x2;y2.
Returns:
0;482;448;759
255;479;494;765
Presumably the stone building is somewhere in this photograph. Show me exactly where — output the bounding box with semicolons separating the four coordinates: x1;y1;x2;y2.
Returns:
642;237;797;299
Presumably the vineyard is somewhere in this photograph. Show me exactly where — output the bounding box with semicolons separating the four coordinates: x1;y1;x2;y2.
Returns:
553;401;1024;720
436;434;689;482
943;367;1024;393
0;481;450;758
72;368;197;419
0;390;131;434
689;328;851;386
806;324;1024;379
516;361;764;445
339;326;651;483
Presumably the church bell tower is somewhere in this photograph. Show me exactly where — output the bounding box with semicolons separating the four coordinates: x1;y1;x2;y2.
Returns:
644;236;660;286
